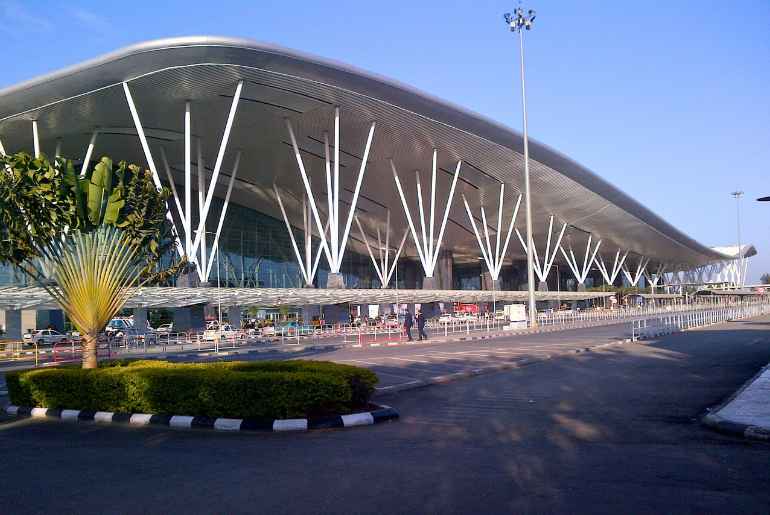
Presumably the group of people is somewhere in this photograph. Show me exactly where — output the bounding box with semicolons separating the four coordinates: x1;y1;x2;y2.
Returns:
403;309;428;341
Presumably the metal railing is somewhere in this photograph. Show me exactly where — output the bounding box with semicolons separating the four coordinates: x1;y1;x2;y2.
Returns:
631;302;770;341
3;298;769;366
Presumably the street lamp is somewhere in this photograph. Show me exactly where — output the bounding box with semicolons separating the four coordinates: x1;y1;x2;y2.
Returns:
504;6;538;327
731;191;744;288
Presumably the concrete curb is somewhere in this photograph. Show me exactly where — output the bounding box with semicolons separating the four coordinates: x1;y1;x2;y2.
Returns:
3;404;399;433
702;413;770;441
701;363;770;442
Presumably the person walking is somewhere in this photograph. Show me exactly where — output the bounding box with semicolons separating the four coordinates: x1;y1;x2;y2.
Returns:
416;309;428;341
403;309;414;341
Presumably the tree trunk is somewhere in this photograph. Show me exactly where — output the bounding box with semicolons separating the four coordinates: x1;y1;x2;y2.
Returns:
82;332;98;369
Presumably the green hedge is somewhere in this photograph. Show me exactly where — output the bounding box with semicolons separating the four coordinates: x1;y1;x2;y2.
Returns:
6;360;378;420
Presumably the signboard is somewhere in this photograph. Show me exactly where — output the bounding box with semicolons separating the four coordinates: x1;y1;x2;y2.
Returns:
504;304;527;323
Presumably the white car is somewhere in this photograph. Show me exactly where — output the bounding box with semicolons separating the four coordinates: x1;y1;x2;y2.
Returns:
156;323;173;334
203;324;241;341
384;315;401;329
438;314;454;324
105;318;133;337
23;329;69;346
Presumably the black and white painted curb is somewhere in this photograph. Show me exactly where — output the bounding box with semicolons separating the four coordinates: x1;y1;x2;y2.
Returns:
3;404;398;433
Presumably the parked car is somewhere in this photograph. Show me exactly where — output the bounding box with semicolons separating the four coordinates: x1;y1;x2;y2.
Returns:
105;317;133;337
384;314;402;329
23;329;69;346
156;323;173;334
438;313;454;324
203;324;241;341
455;312;477;322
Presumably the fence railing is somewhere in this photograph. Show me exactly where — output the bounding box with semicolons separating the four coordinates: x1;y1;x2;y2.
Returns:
630;302;770;341
3;299;769;367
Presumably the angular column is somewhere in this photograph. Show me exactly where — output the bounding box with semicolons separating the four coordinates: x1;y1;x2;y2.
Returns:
515;215;566;291
355;211;408;288
559;235;602;291
622;257;649;287
173;305;205;332
392;150;462;281
133;308;148;335
463;185;521;285
228;306;242;328
285;107;376;288
36;309;64;332
4;310;22;340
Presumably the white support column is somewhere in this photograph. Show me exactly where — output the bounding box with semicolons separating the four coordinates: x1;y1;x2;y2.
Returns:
462;186;522;281
643;262;668;292
123;82;162;189
0;137;6;156
273;184;329;287
79;131;98;177
622;256;649;287
184;101;192;256
197;140;206;275
515;215;567;284
54;139;62;159
122;81;183;257
355;214;409;288
285;110;375;274
205;152;241;281
595;249;628;285
190;81;243;261
392;156;461;278
32;120;40;158
159;146;186;237
559;236;602;286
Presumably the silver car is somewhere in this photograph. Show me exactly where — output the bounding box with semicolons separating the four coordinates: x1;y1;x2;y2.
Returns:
23;329;69;346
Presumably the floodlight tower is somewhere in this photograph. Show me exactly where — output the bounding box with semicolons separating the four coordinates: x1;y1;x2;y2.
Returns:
504;6;538;327
731;190;744;287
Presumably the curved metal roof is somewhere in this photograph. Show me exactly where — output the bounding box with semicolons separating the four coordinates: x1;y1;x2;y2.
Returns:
0;36;736;269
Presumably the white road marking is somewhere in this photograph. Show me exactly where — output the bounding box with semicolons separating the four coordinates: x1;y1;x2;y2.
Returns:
385;357;433;363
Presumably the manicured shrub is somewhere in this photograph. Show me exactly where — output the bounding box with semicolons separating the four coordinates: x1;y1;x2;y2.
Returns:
7;360;377;419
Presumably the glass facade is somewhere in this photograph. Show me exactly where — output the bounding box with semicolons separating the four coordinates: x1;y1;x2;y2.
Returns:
192;197;398;289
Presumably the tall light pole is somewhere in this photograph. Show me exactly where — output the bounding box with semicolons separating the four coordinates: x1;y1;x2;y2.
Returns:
504;6;538;327
731;190;744;287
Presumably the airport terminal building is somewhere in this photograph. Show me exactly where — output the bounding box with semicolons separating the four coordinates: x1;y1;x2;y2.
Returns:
0;37;756;334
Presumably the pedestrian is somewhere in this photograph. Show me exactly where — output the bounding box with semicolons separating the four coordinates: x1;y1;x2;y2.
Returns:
416;309;428;340
403;309;413;341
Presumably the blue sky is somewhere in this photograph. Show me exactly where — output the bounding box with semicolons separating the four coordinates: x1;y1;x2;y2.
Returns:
2;0;768;281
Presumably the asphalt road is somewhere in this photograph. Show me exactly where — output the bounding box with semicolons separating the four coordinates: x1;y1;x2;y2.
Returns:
2;317;769;514
165;322;635;391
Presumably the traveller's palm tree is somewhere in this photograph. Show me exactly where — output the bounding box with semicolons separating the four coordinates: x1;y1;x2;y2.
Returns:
37;227;142;368
1;152;184;368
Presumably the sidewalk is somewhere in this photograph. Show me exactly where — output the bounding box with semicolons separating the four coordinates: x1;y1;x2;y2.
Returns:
0;318;631;373
703;363;770;441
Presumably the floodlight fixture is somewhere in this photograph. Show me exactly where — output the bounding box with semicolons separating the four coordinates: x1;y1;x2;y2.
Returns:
504;6;536;32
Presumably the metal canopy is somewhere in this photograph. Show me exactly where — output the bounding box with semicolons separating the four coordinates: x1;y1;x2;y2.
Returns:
0;286;613;311
0;36;741;271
